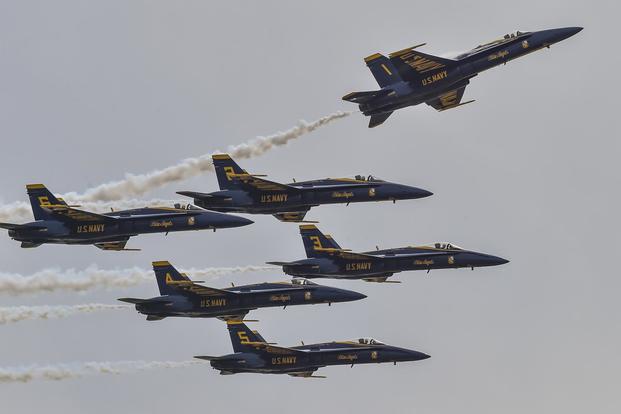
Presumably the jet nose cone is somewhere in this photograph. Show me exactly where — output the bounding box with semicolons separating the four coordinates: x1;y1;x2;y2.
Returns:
206;211;254;229
548;26;583;43
235;216;254;227
350;291;368;301
410;350;431;361
401;185;433;200
485;254;510;266
332;288;367;302
216;214;254;228
559;26;583;40
414;188;434;199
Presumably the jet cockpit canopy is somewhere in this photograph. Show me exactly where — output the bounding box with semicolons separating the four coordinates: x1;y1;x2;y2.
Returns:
503;30;527;39
291;278;317;286
173;203;201;210
358;338;384;345
354;175;384;182
432;242;463;250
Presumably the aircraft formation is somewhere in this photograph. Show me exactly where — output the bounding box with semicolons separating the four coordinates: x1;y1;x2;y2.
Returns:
2;27;581;378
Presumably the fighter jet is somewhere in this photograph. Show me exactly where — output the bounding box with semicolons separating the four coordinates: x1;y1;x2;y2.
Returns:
119;261;366;320
0;184;252;250
177;154;432;222
195;320;430;377
268;225;508;282
343;27;583;127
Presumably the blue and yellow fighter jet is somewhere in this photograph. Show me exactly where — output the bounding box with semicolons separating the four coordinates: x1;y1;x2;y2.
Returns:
0;184;252;250
343;27;583;127
195;320;430;377
268;225;509;282
119;261;366;320
177;154;432;222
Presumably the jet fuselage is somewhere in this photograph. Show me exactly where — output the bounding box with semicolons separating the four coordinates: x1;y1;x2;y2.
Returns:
187;178;431;215
129;282;366;320
280;246;509;281
210;341;429;376
8;206;252;247
354;27;583;117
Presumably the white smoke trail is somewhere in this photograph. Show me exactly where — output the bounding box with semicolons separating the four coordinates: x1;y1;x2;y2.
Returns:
0;360;203;383
0;111;351;221
0;265;274;295
0;304;130;325
61;111;352;202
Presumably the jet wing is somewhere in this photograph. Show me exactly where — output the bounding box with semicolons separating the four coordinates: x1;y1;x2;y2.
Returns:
165;280;238;297
273;211;315;223
114;210;204;220
94;239;138;251
229;173;296;192
426;85;474;112
377;251;456;259
297;182;382;191
333;251;381;260
42;204;114;222
338;250;455;260
243;342;306;356
237;286;308;295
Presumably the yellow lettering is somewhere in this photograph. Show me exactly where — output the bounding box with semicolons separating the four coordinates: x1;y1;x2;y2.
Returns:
414;259;434;266
331;191;354;199
150;220;173;228
237;331;250;344
272;356;297;365
346;262;372;271
260;194;288;203
310;236;322;250
76;224;105;234
421;70;447;86
224;166;235;181
269;294;291;302
200;298;227;307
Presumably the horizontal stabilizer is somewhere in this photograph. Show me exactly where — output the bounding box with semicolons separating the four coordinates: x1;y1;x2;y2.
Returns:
266;261;320;270
194;355;221;361
342;89;393;104
0;222;45;231
117;298;149;304
369;111;393;128
146;315;166;321
176;191;232;201
117;297;175;305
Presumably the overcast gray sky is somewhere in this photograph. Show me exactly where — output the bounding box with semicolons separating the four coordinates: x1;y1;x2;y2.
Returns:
0;0;618;413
